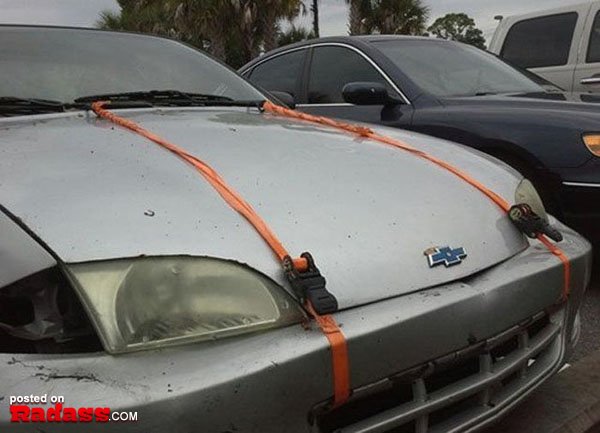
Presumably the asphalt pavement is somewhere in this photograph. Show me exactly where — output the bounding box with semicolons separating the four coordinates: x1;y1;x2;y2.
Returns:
572;257;600;363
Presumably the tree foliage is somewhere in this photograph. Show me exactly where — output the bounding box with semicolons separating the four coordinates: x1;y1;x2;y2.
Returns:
427;13;486;49
96;0;305;68
277;24;315;47
345;0;429;35
96;0;437;67
345;0;373;35
370;0;429;35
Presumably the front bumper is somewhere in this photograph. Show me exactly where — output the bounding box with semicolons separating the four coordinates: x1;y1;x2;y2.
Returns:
0;221;592;433
317;309;563;433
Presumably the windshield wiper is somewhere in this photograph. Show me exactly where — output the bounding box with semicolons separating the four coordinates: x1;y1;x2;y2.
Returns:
0;97;66;117
73;90;264;108
1;91;264;117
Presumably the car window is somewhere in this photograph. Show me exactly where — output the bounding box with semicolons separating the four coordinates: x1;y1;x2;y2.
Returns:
587;10;600;63
0;27;264;103
248;49;306;98
307;46;391;104
501;13;578;68
376;40;544;97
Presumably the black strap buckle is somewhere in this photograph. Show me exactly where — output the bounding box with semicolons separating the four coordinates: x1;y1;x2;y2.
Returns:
284;252;339;315
509;203;563;242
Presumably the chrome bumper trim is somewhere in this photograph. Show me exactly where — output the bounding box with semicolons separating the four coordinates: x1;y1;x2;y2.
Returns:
562;181;600;188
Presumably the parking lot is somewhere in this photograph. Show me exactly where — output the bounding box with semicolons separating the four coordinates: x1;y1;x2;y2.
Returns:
573;265;600;363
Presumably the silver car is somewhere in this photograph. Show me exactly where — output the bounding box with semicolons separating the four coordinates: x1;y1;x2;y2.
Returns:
0;26;593;433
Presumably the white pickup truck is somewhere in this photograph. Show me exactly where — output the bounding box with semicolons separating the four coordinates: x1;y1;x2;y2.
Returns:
489;1;600;93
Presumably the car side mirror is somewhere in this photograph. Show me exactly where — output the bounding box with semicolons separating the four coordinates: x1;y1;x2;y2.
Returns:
268;91;296;109
342;82;400;106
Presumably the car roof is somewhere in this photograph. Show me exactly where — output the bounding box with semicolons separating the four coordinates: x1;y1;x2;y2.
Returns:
354;34;440;43
239;35;449;72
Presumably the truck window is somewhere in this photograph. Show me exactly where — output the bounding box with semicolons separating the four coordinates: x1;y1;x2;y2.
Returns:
587;10;600;63
501;13;578;68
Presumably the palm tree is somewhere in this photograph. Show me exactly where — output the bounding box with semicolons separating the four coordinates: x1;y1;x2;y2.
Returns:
173;0;230;60
97;0;176;35
370;0;429;35
97;10;125;30
260;0;305;52
277;24;315;47
344;0;372;35
98;0;233;60
311;0;319;37
97;0;306;65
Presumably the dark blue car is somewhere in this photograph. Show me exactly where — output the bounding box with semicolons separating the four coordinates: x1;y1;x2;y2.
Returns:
240;36;600;245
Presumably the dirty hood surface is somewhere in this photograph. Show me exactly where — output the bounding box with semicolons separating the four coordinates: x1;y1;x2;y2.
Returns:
0;107;527;308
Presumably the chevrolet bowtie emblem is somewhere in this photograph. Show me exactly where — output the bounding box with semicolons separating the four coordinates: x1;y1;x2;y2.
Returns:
424;246;467;268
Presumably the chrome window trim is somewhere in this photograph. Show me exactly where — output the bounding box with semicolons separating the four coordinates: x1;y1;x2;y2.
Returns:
239;46;310;77
562;181;600;188
242;43;411;105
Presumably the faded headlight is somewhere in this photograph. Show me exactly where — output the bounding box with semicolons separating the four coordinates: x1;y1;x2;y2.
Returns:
514;178;547;220
68;256;305;353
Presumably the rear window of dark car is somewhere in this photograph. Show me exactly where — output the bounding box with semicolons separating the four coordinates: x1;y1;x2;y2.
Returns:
501;13;578;68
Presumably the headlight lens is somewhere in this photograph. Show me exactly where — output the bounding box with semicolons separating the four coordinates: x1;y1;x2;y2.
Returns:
514;178;547;220
583;134;600;157
68;256;305;353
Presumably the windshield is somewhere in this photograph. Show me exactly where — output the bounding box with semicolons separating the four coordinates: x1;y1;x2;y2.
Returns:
375;39;545;97
0;27;264;103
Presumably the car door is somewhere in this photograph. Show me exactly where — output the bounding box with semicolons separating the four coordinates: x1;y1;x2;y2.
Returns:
499;10;586;92
574;3;600;93
297;44;413;127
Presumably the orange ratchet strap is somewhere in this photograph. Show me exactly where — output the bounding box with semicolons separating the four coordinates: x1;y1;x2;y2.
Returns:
262;101;571;300
91;101;350;407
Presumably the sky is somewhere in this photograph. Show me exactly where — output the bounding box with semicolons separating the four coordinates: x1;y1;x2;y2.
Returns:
0;0;589;41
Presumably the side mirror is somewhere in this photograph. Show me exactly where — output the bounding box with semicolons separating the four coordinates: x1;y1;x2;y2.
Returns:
268;91;296;109
342;82;400;106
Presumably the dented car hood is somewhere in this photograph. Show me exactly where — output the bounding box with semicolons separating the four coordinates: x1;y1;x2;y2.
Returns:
0;107;527;308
